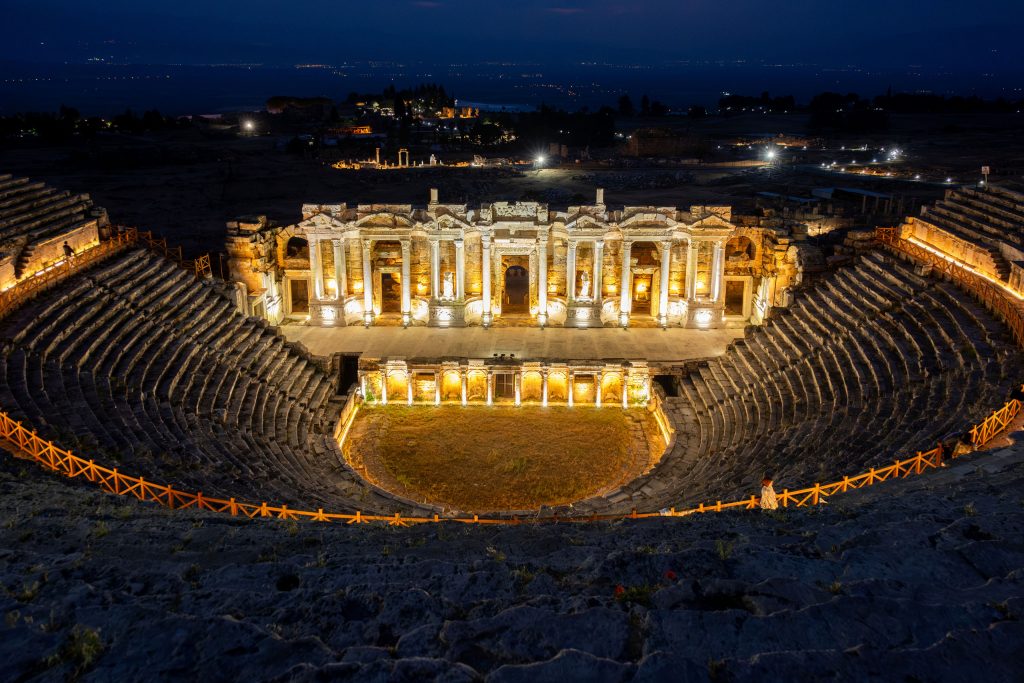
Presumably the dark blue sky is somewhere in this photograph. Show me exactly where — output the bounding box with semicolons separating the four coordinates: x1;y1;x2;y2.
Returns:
3;0;1023;70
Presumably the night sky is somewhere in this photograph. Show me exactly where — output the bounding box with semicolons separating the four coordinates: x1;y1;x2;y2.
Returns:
3;0;1024;71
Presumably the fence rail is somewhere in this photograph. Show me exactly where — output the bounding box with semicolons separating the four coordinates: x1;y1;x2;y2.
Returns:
0;228;1019;526
0;231;136;321
0;395;1017;525
110;225;213;282
875;227;1024;349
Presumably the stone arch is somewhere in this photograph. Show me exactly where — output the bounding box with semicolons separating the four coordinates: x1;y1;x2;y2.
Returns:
726;236;755;261
601;372;623;404
547;371;569;403
385;370;408;403
441;370;462;402
286;236;309;259
521;371;543;402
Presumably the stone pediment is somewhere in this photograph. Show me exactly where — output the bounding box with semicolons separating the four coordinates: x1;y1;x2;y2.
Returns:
299;213;345;230
433;214;473;232
355;212;415;229
565;215;609;232
689;214;735;232
619;212;676;231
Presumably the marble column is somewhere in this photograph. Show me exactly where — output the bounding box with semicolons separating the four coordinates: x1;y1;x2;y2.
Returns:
434;371;441;405
486;371;493;406
454;239;466;301
361;240;374;325
309;237;323;300
541;369;549;407
619;241;632;326
593;240;604;301
514;371;521;406
430;240;440;300
711;240;725;302
537;235;549;325
596;372;603;407
622;375;629;409
481;234;492;326
568;371;575;407
460;369;467;406
566;240;577;302
332;238;347;299
659;240;672;327
407;372;413;405
381;370;388;405
685;239;698;300
400;240;411;325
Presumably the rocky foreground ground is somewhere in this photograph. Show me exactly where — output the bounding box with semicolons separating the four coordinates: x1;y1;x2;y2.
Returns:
1;442;1023;682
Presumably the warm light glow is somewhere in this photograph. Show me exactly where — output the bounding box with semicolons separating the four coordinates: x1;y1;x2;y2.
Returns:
535;155;546;165
905;235;1024;302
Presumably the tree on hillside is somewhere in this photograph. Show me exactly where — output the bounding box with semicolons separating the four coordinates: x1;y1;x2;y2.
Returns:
618;95;635;117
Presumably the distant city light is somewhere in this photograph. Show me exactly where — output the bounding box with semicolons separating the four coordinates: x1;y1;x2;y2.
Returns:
243;120;254;131
535;155;546;165
765;149;776;160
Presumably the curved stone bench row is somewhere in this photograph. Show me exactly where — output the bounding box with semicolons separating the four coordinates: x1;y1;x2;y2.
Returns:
0;249;415;513
580;250;1019;515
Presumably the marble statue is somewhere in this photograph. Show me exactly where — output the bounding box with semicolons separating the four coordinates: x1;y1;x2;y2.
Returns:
578;271;591;299
442;271;455;300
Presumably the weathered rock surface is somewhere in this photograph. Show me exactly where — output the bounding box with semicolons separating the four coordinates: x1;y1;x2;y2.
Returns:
1;445;1022;682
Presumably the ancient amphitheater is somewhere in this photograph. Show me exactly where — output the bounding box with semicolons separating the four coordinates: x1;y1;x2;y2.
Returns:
1;172;1023;680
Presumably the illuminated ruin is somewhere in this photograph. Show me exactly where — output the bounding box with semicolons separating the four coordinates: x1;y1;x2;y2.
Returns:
226;189;801;329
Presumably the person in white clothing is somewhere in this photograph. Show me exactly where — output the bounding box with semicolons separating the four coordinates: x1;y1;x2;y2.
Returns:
760;476;778;510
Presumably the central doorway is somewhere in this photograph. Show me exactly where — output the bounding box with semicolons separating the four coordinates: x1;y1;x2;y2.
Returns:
380;273;401;313
503;265;529;314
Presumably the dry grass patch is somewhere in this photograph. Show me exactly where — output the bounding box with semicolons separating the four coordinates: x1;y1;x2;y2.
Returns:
344;405;660;512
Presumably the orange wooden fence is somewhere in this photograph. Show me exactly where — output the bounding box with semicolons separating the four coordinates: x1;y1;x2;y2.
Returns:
875;227;1024;349
0;231;136;320
111;225;212;281
0;395;1016;525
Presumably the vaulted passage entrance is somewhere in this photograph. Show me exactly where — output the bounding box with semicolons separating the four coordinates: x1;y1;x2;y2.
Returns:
380;273;402;313
503;265;529;314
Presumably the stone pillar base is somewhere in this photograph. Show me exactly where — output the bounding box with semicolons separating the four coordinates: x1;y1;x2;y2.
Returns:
429;301;467;327
308;302;347;327
564;302;603;328
683;302;725;329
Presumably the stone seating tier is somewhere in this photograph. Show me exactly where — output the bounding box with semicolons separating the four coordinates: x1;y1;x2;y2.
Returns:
579;250;1019;514
0;249;415;513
